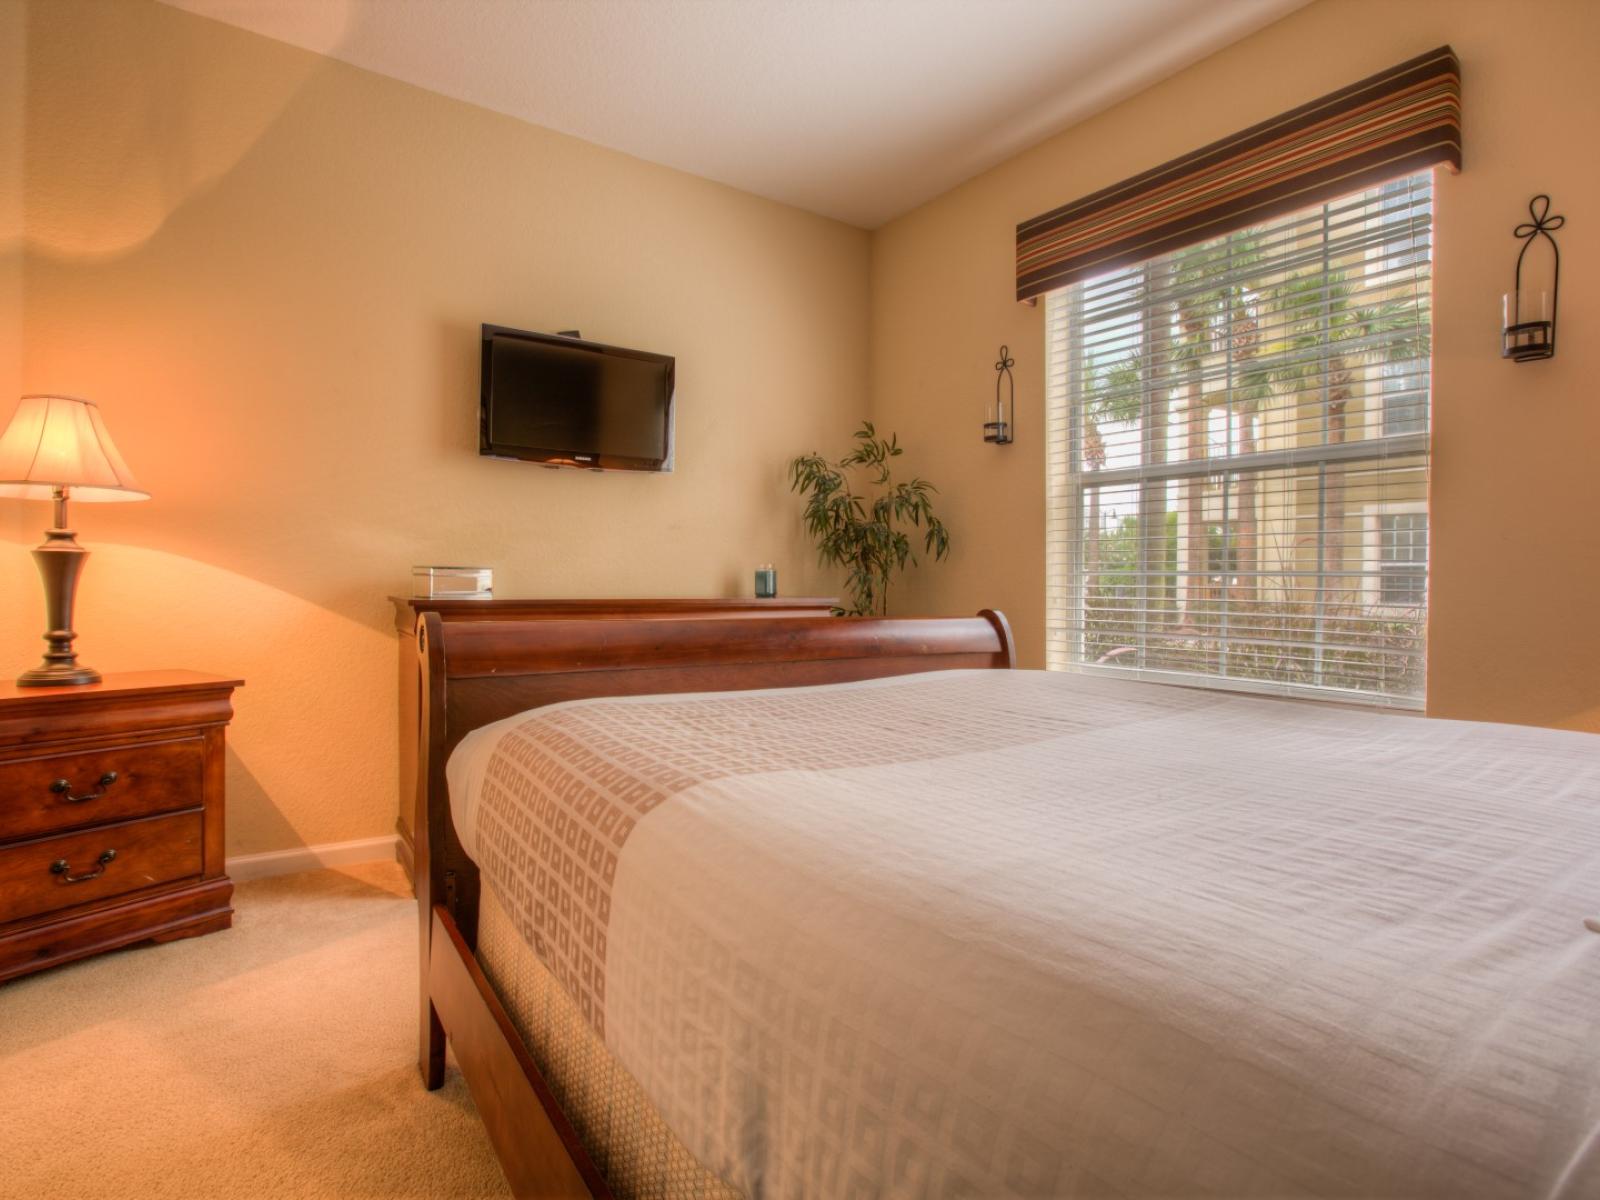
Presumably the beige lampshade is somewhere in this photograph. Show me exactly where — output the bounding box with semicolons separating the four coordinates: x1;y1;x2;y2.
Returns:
0;395;148;501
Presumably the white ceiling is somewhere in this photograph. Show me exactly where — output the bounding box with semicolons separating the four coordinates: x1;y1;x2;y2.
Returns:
160;0;1308;229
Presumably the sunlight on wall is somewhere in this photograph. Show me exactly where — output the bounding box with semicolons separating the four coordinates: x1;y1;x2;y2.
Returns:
23;1;328;262
0;536;392;855
161;0;357;59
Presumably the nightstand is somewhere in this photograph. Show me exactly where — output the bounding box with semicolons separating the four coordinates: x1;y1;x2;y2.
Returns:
0;672;241;982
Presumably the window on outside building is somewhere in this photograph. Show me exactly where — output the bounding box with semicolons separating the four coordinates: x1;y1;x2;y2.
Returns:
1378;513;1428;607
1381;359;1428;436
1045;172;1433;706
1205;521;1241;587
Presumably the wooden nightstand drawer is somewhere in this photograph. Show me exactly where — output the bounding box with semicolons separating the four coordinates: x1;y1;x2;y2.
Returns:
0;811;204;926
0;671;239;982
0;736;205;842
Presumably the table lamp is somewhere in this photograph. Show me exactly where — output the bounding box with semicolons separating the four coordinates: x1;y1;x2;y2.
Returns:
0;395;148;686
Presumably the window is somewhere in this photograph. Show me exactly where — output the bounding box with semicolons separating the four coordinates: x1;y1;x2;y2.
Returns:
1378;512;1428;607
1205;521;1241;585
1381;359;1428;436
1045;173;1433;707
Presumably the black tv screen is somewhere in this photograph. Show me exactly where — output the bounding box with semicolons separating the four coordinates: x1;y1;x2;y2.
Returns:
480;325;675;472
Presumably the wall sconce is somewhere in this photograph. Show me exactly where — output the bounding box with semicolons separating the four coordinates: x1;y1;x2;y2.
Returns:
1502;194;1564;362
984;345;1015;444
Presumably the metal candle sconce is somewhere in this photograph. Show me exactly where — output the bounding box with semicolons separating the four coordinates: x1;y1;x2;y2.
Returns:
1502;194;1565;361
984;345;1015;444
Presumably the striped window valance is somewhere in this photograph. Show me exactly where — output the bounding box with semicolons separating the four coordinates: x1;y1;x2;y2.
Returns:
1016;46;1460;301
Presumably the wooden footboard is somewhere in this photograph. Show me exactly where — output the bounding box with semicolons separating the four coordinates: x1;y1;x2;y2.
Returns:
414;610;1014;1198
430;904;610;1198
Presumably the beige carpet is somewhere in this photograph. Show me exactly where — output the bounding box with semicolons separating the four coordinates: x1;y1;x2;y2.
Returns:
0;863;512;1200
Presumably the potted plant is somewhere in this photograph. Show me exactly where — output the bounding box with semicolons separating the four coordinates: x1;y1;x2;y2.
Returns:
789;422;950;616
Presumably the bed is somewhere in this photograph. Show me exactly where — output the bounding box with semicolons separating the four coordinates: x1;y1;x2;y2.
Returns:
414;611;1600;1200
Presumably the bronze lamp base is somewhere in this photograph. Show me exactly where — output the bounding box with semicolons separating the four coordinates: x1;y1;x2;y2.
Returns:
16;489;101;688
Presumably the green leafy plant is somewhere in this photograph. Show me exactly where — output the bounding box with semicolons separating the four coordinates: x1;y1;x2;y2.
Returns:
789;422;950;616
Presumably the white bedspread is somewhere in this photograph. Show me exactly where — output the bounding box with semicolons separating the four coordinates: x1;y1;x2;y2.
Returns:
447;669;1600;1199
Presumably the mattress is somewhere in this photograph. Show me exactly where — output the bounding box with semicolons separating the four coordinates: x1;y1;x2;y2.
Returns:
448;668;1600;1199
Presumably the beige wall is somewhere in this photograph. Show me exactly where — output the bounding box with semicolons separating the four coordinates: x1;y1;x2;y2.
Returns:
6;0;869;855
871;0;1600;732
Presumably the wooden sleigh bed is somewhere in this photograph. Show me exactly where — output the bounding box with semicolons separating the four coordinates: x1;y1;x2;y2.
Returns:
414;607;1600;1200
412;608;1018;1198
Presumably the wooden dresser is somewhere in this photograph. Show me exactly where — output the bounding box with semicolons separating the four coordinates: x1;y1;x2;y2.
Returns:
390;596;837;881
0;672;241;982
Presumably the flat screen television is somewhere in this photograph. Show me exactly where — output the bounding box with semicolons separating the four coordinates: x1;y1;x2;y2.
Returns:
479;324;675;472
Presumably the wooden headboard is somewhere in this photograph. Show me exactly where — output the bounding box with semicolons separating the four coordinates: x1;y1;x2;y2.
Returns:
392;596;840;880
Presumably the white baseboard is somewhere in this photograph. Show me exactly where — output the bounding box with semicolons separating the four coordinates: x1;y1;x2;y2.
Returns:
226;834;401;882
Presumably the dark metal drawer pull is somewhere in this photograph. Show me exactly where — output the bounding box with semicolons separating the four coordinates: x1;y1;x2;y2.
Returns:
50;849;117;884
49;771;118;804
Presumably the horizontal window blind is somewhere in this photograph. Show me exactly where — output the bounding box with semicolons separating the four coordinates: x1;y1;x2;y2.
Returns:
1045;172;1433;707
1017;46;1458;299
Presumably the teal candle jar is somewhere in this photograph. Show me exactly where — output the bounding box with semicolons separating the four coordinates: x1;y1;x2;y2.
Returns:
754;564;777;598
